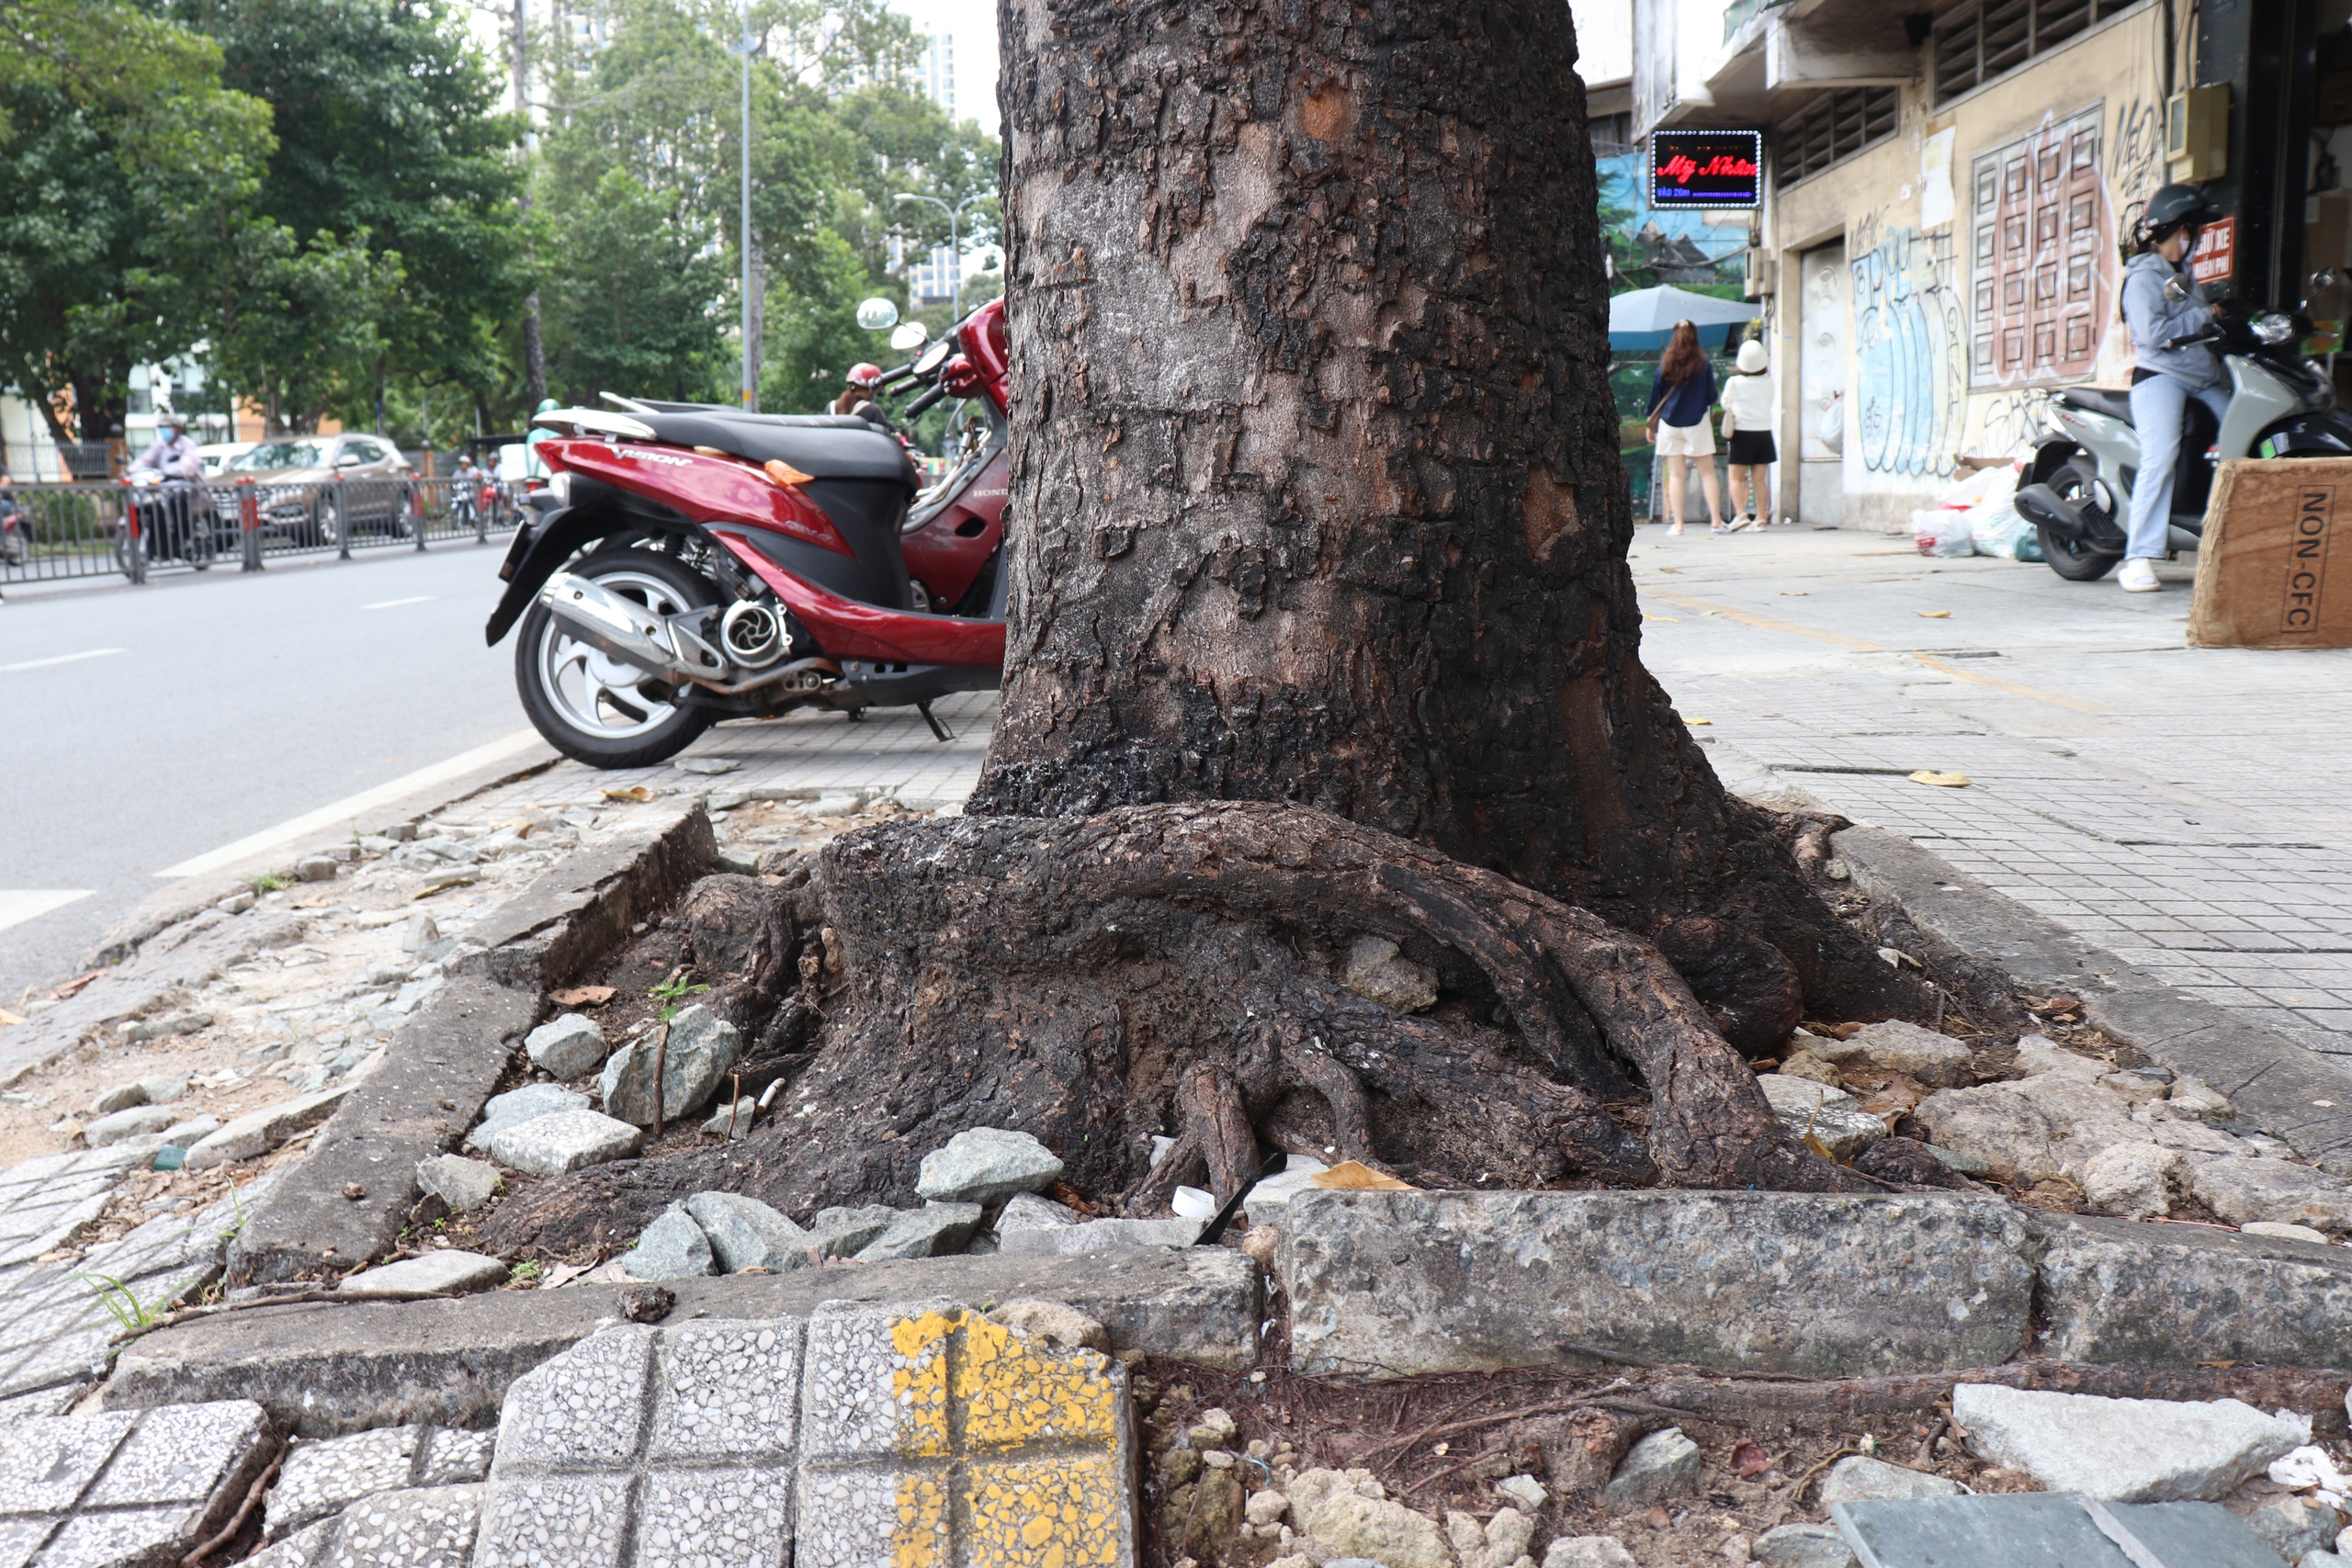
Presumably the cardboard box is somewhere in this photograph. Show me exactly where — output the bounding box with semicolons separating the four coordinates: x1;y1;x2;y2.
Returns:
2188;458;2352;648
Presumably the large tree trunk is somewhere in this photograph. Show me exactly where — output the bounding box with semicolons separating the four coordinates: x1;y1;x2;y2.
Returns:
967;0;1903;1021
486;0;1932;1263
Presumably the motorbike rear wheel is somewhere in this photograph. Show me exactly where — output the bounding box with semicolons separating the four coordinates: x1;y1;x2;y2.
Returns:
2039;463;2120;581
515;547;717;769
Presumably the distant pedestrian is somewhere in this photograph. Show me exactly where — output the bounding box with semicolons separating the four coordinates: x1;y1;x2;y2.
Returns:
1720;338;1777;530
1645;321;1724;536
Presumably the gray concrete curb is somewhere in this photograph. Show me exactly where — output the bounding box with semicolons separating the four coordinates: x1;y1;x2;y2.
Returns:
107;1246;1263;1436
225;803;718;1287
1833;824;2352;1168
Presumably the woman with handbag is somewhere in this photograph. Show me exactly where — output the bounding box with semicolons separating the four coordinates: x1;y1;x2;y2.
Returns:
1645;321;1724;536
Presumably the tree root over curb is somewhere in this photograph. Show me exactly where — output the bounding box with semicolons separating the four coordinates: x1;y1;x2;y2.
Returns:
800;803;1874;1210
487;802;1925;1252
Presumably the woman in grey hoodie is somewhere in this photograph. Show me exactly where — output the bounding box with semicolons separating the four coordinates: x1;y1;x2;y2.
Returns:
2117;183;2228;592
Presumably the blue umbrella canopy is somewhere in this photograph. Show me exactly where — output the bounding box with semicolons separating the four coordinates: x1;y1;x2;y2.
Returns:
1607;285;1761;351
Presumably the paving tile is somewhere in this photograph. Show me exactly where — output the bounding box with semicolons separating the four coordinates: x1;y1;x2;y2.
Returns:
312;1483;481;1568
795;1303;1134;1568
266;1427;425;1539
469;1304;1135;1568
0;1412;137;1516
82;1399;270;1507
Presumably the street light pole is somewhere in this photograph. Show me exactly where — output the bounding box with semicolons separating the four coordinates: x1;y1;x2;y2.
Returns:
739;0;754;411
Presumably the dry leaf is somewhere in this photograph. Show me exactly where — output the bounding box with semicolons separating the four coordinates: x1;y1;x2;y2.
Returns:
1780;591;1808;596
0;1008;24;1028
51;969;104;1000
1907;770;1972;788
1687;717;1713;726
413;874;477;899
1732;1439;1774;1479
1916;610;1951;618
602;785;655;803
551;986;616;1008
1308;1159;1415;1191
1644;613;1680;623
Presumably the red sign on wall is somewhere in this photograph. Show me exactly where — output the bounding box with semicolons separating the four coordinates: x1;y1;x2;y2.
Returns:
2192;215;2236;285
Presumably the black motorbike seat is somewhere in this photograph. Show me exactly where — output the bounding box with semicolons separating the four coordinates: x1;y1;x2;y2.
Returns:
631;411;917;489
2057;387;2136;424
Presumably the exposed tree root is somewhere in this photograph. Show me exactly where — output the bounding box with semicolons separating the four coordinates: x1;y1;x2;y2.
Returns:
484;801;1898;1255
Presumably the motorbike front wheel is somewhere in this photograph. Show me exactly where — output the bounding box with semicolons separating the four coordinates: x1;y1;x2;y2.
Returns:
514;547;717;769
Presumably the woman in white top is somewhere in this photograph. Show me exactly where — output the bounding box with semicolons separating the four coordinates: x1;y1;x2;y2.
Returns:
1718;338;1777;530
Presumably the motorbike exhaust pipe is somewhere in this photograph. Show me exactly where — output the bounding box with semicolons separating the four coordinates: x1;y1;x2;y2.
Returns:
537;571;685;678
540;571;841;697
2012;482;2089;541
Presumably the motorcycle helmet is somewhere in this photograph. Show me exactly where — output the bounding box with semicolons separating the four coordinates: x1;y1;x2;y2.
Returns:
2139;183;2226;245
846;363;883;389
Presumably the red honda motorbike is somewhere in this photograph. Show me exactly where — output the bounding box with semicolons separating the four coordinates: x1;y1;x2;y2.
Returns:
485;298;1011;768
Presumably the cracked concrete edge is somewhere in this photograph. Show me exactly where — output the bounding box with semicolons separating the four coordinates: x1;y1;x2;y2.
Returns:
78;742;568;973
1830;822;2352;1163
224;801;718;1288
107;1246;1265;1436
0;744;566;1089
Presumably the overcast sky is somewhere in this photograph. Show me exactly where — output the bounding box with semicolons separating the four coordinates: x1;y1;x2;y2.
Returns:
896;0;999;133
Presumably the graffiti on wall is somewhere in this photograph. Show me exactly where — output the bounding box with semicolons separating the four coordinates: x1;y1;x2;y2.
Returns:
2107;96;2167;241
1973;388;2056;458
1849;225;1966;479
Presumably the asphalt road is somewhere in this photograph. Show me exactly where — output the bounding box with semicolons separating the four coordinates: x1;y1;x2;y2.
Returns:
0;547;530;1006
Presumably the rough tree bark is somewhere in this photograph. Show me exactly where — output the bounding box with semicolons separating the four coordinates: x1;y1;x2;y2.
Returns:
485;0;1936;1258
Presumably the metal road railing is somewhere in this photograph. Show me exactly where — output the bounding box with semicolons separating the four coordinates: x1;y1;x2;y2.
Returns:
0;476;525;588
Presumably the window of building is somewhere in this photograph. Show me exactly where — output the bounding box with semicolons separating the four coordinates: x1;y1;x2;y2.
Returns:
1776;88;1900;185
1968;104;2114;387
1934;0;2141;103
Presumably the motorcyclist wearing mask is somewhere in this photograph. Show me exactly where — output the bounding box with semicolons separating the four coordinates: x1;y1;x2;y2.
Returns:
134;411;204;482
2117;183;2229;593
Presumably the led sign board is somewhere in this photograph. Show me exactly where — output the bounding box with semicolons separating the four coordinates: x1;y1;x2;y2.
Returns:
1650;130;1763;209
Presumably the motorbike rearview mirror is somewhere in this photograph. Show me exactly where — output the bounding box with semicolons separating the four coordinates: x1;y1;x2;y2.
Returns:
2312;268;2343;299
889;321;931;353
2163;274;2192;303
855;297;900;332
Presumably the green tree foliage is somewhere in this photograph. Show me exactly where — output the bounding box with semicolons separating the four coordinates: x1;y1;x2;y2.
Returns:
0;3;270;443
165;0;526;435
535;0;1000;416
540;168;731;403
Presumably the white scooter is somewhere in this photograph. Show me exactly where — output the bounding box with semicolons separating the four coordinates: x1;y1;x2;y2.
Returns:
2012;280;2352;581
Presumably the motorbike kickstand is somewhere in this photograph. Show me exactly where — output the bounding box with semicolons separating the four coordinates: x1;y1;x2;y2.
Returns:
916;699;955;744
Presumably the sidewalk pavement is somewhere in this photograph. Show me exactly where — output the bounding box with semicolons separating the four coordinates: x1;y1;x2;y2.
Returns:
1631;525;2352;1061
465;692;998;818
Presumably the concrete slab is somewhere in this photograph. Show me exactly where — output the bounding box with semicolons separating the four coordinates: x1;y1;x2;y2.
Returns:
224;804;715;1288
107;1245;1261;1436
1281;1190;2035;1379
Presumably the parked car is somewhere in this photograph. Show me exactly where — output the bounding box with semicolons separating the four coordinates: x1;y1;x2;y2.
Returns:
195;441;255;478
228;434;415;546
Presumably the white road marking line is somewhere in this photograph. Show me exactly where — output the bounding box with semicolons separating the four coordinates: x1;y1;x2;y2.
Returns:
0;649;126;674
362;596;435;611
157;729;545;879
0;891;93;934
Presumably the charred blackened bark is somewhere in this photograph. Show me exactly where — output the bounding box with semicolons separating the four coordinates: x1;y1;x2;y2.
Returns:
967;0;1907;1020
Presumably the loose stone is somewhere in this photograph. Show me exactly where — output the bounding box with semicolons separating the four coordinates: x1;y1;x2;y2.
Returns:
913;1125;1065;1205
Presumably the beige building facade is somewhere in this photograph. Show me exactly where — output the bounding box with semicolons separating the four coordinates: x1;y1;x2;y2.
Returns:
1625;0;2326;531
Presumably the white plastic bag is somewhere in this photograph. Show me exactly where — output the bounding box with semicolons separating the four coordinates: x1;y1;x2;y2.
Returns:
1912;508;1974;558
1970;502;2041;560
